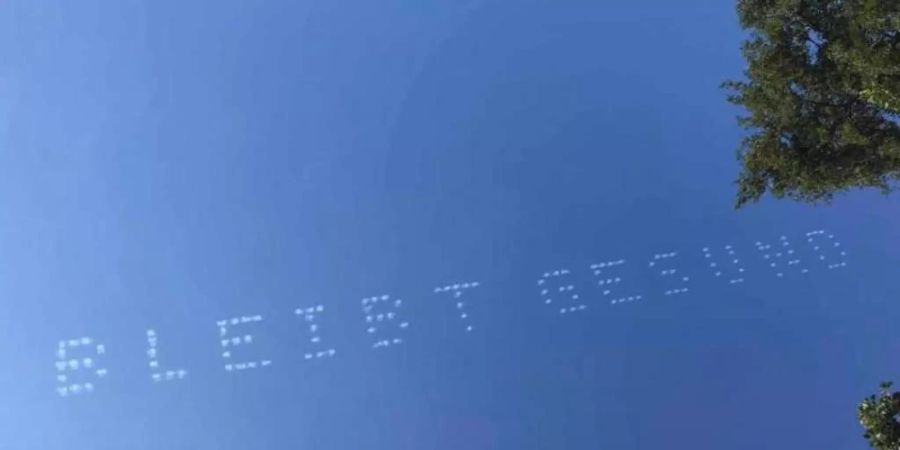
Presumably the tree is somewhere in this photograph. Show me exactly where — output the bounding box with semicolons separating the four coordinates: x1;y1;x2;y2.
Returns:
723;0;900;208
858;382;900;450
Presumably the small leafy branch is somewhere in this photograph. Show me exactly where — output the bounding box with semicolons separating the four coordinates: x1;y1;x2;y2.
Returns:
859;382;900;450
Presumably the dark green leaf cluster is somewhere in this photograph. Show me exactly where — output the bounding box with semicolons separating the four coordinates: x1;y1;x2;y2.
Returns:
858;382;900;450
724;0;900;208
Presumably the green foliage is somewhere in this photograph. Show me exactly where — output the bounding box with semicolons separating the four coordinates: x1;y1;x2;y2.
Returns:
859;382;900;450
724;0;900;208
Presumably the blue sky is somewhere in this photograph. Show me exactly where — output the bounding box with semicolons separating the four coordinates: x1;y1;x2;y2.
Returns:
2;0;900;449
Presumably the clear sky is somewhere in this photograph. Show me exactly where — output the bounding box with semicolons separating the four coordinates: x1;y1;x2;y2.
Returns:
2;1;900;449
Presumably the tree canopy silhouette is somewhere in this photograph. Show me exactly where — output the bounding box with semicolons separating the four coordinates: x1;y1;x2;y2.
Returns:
724;0;900;208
